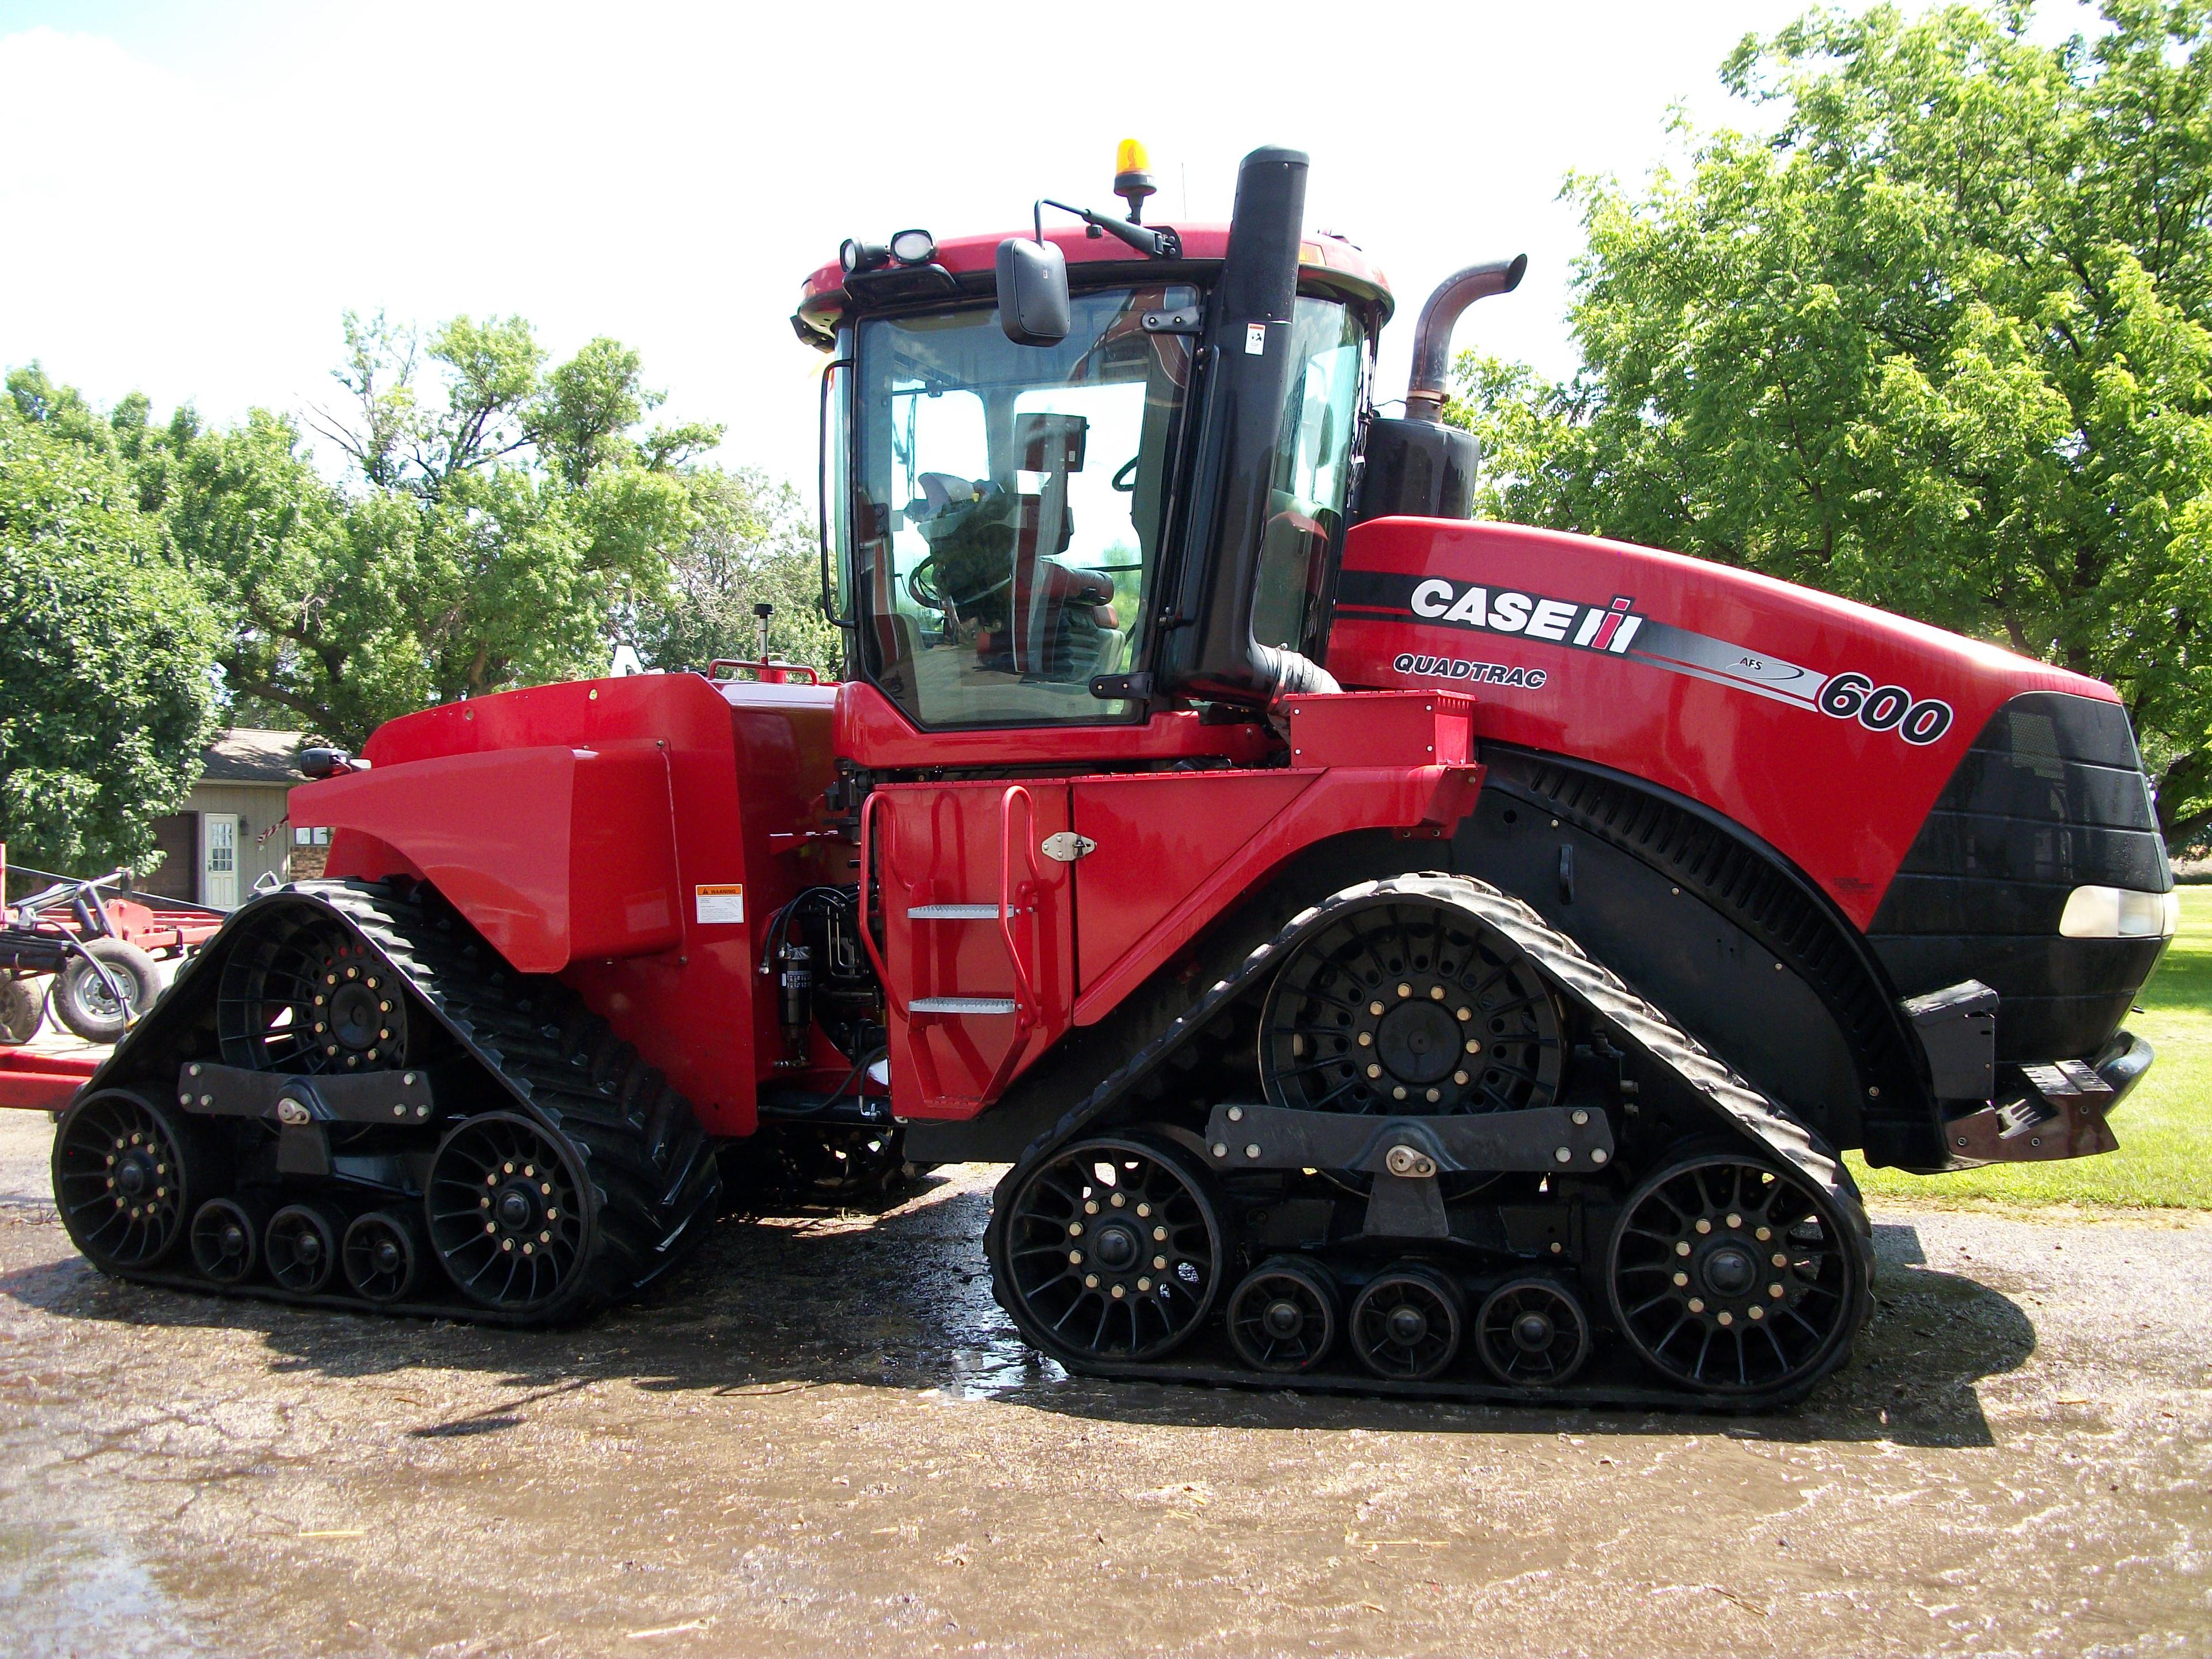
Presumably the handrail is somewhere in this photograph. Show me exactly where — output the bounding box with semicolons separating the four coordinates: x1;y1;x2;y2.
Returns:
706;658;823;684
854;791;905;1019
997;785;1042;1031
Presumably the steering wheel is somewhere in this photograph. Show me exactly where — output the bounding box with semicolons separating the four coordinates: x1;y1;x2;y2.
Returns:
1111;456;1139;493
907;552;1011;615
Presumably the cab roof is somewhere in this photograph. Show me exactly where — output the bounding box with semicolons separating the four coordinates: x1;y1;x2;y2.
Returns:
793;224;1392;348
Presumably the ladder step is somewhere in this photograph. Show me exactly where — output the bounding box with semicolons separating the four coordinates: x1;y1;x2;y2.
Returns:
909;997;1019;1016
908;904;1002;920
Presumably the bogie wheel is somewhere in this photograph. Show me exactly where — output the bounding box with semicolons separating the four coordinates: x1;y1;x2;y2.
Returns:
1474;1278;1592;1388
343;1211;422;1303
426;1112;594;1316
1608;1150;1866;1397
1260;900;1562;1115
53;940;162;1044
1226;1257;1340;1373
266;1203;343;1293
1349;1263;1465;1380
217;909;410;1074
994;1137;1222;1363
190;1196;269;1284
52;1090;199;1270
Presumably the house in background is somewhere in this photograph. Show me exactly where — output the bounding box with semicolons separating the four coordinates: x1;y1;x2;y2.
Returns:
138;729;323;909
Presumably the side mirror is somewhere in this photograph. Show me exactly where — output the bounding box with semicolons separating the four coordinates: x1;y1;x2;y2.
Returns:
995;237;1070;346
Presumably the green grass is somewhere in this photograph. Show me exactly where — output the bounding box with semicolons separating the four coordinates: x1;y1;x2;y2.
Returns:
1845;886;2212;1210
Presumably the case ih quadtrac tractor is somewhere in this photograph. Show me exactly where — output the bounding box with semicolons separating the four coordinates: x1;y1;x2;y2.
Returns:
52;146;2176;1407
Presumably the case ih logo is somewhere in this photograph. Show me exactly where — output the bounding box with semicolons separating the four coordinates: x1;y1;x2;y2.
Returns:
1402;579;1645;654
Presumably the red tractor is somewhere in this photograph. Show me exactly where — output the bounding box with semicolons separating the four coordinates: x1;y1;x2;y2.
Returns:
48;147;2173;1406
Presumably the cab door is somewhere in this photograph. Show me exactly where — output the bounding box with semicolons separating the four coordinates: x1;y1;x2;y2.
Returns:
865;781;1075;1118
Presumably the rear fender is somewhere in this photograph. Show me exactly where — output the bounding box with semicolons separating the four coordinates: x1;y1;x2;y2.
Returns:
294;743;677;972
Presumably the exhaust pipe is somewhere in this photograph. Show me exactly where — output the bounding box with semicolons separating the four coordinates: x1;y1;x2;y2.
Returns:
1402;255;1527;423
1349;254;1528;528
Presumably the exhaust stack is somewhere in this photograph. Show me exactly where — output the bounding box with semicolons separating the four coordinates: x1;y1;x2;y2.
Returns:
1350;255;1528;527
1402;255;1528;422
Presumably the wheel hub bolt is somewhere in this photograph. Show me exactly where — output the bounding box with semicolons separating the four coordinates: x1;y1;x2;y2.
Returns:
498;1191;533;1229
1703;1244;1758;1296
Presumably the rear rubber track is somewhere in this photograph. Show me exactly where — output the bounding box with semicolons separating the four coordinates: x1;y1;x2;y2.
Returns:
90;878;721;1325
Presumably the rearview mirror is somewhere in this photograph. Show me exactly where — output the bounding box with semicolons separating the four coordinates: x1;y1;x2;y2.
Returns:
995;237;1070;346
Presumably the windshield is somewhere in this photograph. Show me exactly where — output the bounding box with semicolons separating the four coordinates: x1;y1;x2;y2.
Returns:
853;285;1196;727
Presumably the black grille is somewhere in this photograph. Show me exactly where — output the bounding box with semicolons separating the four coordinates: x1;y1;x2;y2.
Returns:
1869;692;2169;1060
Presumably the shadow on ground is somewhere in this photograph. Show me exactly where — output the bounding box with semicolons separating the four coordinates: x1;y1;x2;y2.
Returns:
1;1181;2029;1449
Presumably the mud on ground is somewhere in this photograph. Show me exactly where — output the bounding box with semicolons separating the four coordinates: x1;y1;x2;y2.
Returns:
0;1111;2207;1658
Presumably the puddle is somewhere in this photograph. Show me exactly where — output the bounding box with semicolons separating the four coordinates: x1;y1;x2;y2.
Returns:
0;1510;204;1656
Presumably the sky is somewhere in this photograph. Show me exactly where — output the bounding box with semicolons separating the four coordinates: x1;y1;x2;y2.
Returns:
0;0;2105;494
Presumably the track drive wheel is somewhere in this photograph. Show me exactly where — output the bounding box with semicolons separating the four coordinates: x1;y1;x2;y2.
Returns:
1260;899;1563;1115
1349;1263;1465;1380
1607;1150;1865;1398
1473;1278;1592;1388
52;1090;200;1270
1226;1257;1340;1373
426;1112;594;1317
991;1137;1223;1363
217;907;410;1074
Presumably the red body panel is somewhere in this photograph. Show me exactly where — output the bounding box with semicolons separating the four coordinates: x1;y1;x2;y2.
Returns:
1329;520;2116;927
296;674;842;1136
0;1047;97;1113
872;781;1077;1118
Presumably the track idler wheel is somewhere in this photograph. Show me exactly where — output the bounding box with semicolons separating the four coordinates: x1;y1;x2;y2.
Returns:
1608;1150;1865;1398
266;1202;343;1293
426;1112;593;1317
1259;898;1563;1115
190;1195;271;1285
1226;1257;1340;1374
1474;1278;1591;1388
343;1211;423;1303
1349;1263;1464;1381
993;1137;1223;1363
52;1090;200;1271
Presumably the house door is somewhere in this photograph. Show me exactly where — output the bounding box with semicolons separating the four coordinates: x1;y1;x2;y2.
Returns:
202;813;240;910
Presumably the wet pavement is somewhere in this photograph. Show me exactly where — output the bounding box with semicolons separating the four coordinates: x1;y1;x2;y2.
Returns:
0;1105;2207;1658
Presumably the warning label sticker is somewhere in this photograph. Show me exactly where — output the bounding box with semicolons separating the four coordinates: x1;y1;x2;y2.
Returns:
694;884;745;925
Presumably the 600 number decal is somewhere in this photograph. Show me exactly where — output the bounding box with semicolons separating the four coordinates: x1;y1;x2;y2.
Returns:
1818;673;1952;745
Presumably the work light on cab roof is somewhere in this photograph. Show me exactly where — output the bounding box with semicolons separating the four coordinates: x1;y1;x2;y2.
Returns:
43;143;2173;1419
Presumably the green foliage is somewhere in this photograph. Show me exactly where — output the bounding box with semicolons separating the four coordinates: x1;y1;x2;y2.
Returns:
631;468;842;677
0;388;219;875
1457;1;2212;846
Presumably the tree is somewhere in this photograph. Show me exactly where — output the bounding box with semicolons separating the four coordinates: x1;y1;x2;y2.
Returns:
631;468;843;676
143;312;729;747
1457;1;2212;847
0;386;219;875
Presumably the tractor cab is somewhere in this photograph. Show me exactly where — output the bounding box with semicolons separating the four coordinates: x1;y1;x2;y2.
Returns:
795;146;1423;738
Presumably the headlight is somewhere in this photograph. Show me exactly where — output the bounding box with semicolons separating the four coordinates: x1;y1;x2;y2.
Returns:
2058;885;2180;940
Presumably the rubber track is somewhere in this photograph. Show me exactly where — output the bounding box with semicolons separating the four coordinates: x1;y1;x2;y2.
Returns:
109;880;721;1325
987;872;1874;1410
